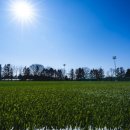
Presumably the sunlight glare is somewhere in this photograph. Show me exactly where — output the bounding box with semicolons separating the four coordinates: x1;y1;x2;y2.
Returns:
9;0;37;26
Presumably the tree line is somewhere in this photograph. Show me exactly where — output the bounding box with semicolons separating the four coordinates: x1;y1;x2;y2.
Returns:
0;64;130;81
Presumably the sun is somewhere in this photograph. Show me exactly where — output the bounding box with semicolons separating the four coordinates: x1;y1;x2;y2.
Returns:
9;0;37;26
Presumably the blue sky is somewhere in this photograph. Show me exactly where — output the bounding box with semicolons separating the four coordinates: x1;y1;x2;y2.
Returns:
0;0;130;72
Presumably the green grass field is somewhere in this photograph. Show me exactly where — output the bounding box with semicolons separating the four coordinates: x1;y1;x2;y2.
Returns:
0;81;130;130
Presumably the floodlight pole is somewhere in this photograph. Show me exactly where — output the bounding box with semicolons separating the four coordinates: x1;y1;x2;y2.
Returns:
113;56;117;78
63;64;66;79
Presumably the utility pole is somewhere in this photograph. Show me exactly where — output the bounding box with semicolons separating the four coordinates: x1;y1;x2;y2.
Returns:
113;56;117;78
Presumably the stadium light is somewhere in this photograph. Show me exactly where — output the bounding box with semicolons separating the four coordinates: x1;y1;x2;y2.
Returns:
113;56;117;77
63;64;66;78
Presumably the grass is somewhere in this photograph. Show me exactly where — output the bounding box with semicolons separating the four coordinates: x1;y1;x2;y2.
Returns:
0;81;130;130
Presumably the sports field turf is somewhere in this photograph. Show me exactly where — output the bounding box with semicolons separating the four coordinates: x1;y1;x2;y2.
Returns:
0;81;130;130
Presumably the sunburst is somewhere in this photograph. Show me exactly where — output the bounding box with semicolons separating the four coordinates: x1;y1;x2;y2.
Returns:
9;0;38;27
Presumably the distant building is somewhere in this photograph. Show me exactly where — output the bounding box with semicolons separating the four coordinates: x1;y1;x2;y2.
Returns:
0;64;1;80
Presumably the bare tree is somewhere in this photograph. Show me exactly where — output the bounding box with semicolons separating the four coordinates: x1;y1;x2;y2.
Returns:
30;64;44;76
0;64;1;80
83;67;90;79
75;68;85;80
98;68;105;80
23;66;31;80
2;64;13;80
125;69;130;79
116;67;125;79
12;66;19;79
69;69;75;80
109;68;115;77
